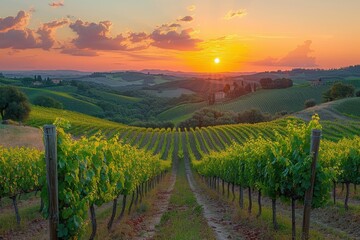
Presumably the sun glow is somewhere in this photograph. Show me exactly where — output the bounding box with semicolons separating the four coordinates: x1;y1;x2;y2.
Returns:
214;57;220;64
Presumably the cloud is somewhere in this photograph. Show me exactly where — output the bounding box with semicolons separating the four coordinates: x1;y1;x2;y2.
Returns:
252;40;317;67
128;32;148;43
150;27;202;51
0;11;68;50
68;20;150;51
169;23;181;28
178;16;193;22
0;11;30;32
49;1;64;8
0;29;38;49
278;40;317;67
0;12;202;54
37;19;69;50
60;47;98;56
224;9;247;20
187;5;196;12
66;19;202;53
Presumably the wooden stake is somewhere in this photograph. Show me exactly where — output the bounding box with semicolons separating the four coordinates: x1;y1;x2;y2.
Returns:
44;125;58;240
302;129;321;240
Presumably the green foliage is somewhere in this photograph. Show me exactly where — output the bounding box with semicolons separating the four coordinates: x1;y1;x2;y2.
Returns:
21;87;104;116
304;98;316;108
0;86;31;121
178;108;271;129
260;78;293;89
0;146;44;197
323;82;355;102
40;119;171;239
33;95;63;109
193;115;332;207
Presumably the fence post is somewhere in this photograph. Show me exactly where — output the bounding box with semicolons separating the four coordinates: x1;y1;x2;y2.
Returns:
302;129;321;240
44;125;58;240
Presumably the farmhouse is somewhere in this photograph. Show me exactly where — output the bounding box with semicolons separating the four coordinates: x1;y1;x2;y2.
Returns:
214;91;225;101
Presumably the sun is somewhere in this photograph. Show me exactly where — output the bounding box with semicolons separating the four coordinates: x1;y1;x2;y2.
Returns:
214;57;220;64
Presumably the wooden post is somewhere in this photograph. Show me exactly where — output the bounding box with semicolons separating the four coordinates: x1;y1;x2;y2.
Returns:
44;125;58;240
302;129;321;240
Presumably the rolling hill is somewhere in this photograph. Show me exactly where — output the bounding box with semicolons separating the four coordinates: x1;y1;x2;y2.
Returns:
157;79;360;123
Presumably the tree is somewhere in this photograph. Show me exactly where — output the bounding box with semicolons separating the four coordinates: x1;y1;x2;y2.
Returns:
237;109;271;124
260;78;273;89
304;99;316;108
0;86;31;121
33;96;63;109
223;84;231;94
323;82;355;102
356;90;360;97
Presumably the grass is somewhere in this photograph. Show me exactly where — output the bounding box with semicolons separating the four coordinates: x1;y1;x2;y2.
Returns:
194;175;346;240
157;102;206;123
25;105;128;137
145;88;195;98
0;124;44;149
20;87;104;116
157;79;360;122
82;173;173;239
333;97;360;117
0;193;43;236
154;158;216;240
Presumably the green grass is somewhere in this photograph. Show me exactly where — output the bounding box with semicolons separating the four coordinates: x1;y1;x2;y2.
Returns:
90;89;141;103
0;193;42;236
333;97;360;117
26;105;129;137
157;85;330;122
145;88;195;98
155;158;216;240
157;102;206;122
20;87;104;116
157;80;360;123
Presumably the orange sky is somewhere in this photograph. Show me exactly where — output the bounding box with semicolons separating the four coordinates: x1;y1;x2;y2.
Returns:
1;1;360;72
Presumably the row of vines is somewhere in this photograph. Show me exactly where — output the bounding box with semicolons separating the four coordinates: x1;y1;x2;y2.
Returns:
0;119;171;239
192;115;360;238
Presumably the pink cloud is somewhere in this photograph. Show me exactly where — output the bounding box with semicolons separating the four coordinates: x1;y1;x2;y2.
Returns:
60;47;98;56
253;40;317;67
278;40;317;67
150;27;202;51
0;11;30;32
178;16;193;22
224;9;247;20
0;11;68;50
0;29;38;49
37;19;69;50
49;1;64;8
68;20;149;51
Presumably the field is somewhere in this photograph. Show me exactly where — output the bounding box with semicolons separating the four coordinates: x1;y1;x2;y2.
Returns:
20;87;104;116
157;79;360;123
2;102;360;239
2;74;360;239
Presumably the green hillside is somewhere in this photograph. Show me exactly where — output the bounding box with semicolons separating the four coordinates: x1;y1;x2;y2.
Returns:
158;79;360;123
26;106;129;137
20;87;104;116
333;98;360;118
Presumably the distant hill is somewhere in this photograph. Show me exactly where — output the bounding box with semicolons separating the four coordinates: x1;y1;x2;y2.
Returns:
157;79;360;123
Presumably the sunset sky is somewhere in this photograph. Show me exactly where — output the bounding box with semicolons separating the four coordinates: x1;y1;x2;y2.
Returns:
1;0;360;72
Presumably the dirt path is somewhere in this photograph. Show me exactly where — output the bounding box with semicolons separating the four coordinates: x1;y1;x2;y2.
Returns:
128;133;179;239
183;155;246;240
132;158;177;239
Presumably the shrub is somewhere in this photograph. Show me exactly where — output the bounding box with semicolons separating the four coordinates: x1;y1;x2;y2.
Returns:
304;99;316;108
33;96;63;109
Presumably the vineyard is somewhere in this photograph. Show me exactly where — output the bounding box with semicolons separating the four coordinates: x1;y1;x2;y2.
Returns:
1;110;360;239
